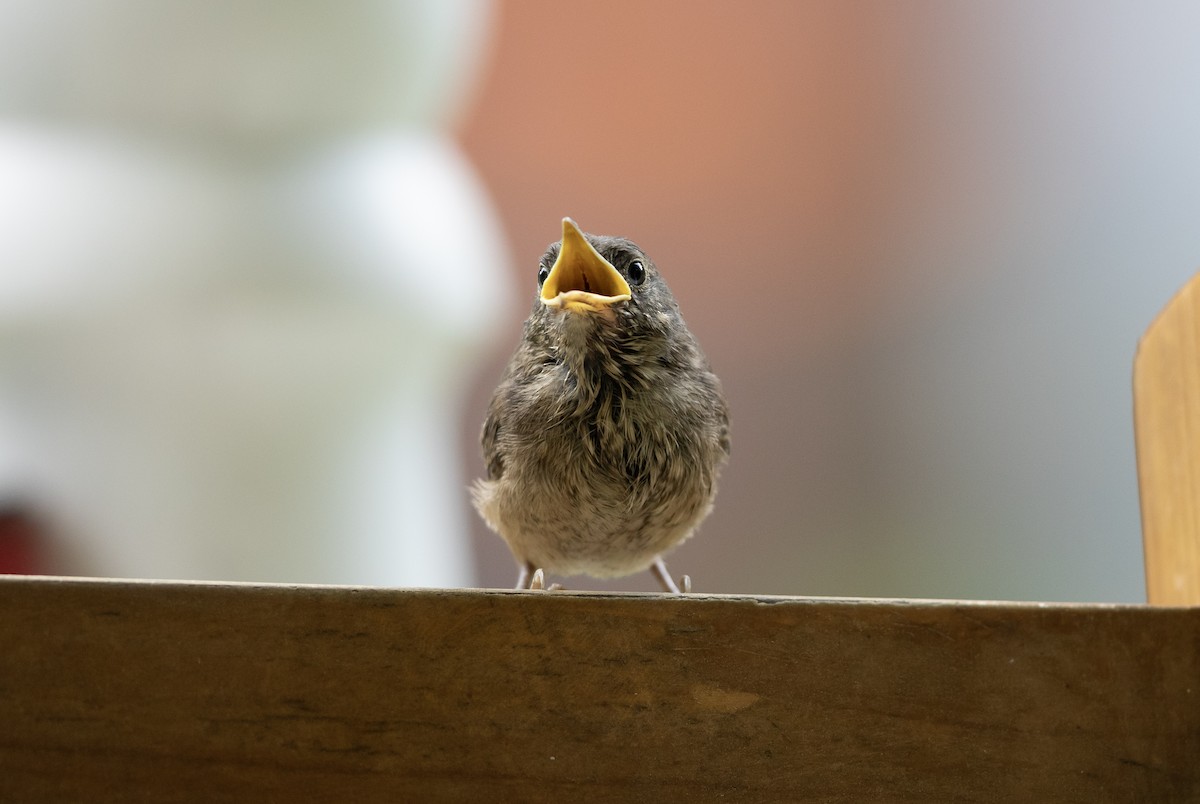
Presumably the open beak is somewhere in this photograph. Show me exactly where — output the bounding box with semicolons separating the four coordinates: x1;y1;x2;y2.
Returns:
541;218;631;314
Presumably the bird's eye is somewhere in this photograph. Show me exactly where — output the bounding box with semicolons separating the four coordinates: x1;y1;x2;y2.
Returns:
537;265;550;285
628;260;646;286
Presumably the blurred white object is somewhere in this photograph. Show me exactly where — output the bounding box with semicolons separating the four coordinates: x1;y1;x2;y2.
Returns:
0;0;490;137
0;0;506;586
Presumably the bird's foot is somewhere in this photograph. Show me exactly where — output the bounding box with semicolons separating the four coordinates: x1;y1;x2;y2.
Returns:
530;569;565;591
650;557;691;595
521;567;562;591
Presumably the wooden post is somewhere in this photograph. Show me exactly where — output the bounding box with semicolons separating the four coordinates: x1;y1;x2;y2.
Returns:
1135;271;1200;605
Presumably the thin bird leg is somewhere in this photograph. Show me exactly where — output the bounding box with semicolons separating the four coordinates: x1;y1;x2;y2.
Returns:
515;561;536;590
650;557;691;595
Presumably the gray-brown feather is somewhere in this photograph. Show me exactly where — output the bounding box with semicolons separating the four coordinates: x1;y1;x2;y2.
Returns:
473;234;729;578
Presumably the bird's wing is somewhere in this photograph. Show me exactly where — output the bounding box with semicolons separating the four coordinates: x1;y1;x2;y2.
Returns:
480;390;507;481
714;377;732;457
700;369;729;456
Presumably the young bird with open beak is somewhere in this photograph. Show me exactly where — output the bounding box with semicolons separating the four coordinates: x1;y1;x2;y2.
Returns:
474;218;729;593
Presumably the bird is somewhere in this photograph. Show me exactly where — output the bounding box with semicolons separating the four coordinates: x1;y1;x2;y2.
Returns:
473;217;729;593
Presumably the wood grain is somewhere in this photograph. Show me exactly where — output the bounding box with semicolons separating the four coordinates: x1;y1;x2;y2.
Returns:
1;576;1197;803
1135;271;1200;605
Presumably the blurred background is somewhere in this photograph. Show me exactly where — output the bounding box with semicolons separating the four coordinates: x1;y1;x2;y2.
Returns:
4;1;1200;602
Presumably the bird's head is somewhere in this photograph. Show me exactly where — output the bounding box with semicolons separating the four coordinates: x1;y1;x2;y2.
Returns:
532;218;679;342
